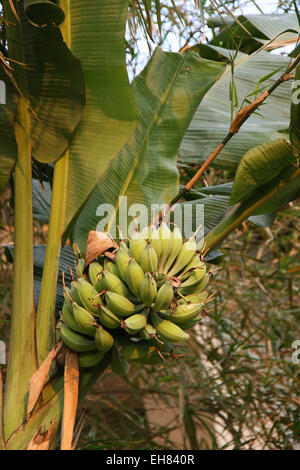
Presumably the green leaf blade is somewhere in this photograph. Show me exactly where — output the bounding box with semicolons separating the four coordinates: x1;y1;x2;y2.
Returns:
71;47;226;252
179;46;294;170
64;0;138;232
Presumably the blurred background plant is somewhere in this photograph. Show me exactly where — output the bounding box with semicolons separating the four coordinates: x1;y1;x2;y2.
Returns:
0;0;299;450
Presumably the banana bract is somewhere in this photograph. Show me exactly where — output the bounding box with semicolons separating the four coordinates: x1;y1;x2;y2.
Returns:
59;224;213;374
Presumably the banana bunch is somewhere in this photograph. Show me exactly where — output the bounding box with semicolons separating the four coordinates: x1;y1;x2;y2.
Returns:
59;224;212;373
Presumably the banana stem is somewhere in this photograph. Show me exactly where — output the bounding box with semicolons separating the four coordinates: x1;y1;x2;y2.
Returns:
36;153;69;364
4;354;110;450
3;98;37;440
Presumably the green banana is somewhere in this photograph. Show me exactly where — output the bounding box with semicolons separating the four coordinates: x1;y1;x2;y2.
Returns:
103;269;131;297
178;255;204;280
129;232;147;263
115;248;130;281
151;311;189;343
70;281;83;307
178;291;208;304
61;302;81;333
77;277;103;314
60;324;96;352
159;302;204;324
56;320;63;343
152;280;174;313
140;323;157;340
119;241;130;253
149;225;161;260
126;258;145;298
120;342;156;360
76;258;85;278
123;313;147;335
179;266;206;295
89;261;104;292
179;313;202;331
196;272;210;291
139;273;157;307
139;243;158;273
72;301;97;337
163;227;183;274
111;346;130;375
63;287;72;309
157;222;172;272
104;259;120;277
78;350;105;368
98;305;121;329
168;237;197;277
105;291;144;317
94;271;105;293
179;272;209;295
59;222;212;371
95;325;114;352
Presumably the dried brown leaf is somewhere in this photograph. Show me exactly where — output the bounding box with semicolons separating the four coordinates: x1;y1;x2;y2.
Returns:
27;342;64;419
84;231;117;267
61;350;79;450
26;422;55;450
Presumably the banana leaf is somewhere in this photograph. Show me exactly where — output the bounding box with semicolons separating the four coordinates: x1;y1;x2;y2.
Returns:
179;45;293;170
62;0;138;233
5;244;74;315
71;47;226;252
32;179;51;223
3;0;85;163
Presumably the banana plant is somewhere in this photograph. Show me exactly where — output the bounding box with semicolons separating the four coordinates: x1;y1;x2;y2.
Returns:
0;0;225;449
0;1;299;450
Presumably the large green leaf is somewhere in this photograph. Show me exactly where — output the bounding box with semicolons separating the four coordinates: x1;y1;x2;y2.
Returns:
3;0;85;163
71;47;226;252
63;0;138;232
181;194;231;237
179;178;276;231
230;138;296;204
34;0;138;364
179;45;293;170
